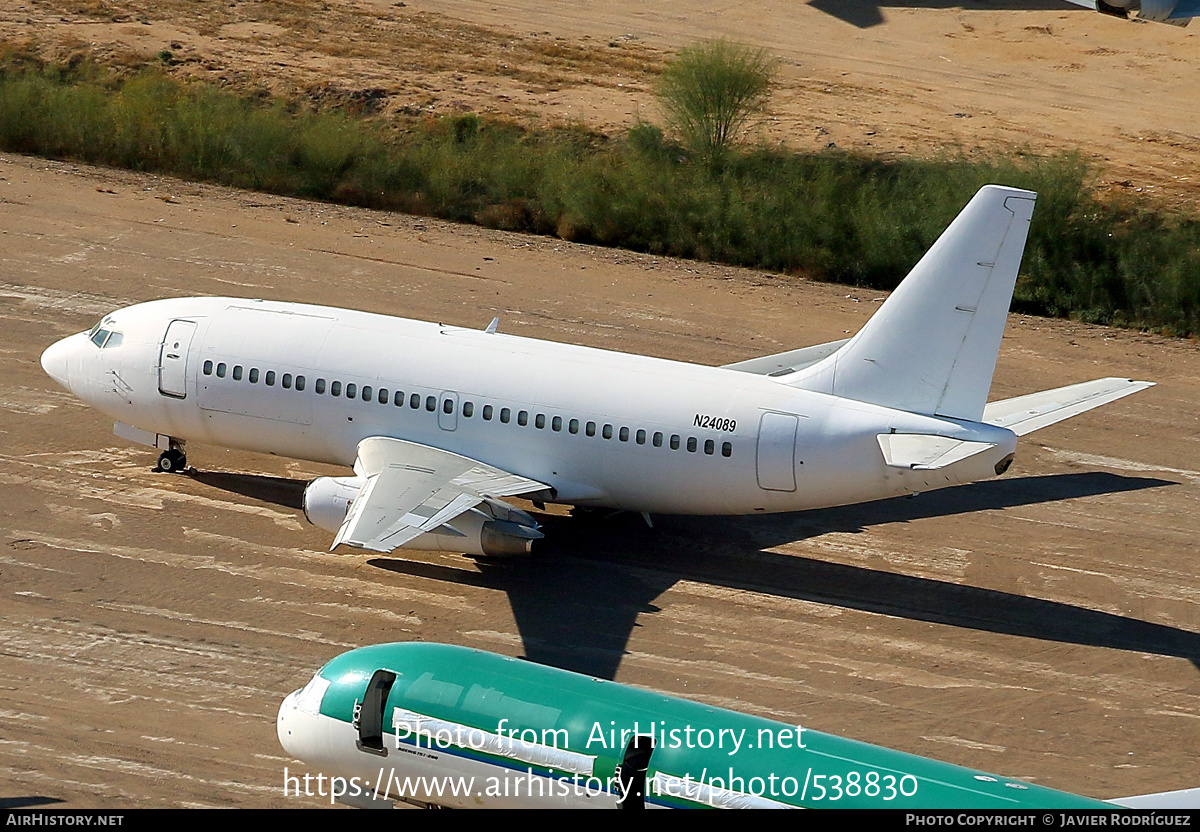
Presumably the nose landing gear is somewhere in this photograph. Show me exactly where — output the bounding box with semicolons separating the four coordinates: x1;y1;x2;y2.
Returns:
155;447;188;473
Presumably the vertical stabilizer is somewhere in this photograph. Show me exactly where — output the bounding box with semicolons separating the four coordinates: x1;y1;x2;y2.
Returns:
788;185;1036;422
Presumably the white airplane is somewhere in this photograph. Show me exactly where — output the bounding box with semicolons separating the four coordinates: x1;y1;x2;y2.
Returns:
40;185;1152;557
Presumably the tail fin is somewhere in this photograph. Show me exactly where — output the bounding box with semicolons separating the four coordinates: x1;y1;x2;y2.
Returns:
788;185;1037;422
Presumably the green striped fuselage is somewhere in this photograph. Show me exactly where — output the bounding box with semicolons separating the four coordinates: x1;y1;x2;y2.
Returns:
276;642;1110;809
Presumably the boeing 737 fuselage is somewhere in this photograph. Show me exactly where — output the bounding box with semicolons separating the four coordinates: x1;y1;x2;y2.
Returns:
40;186;1152;556
277;642;1199;809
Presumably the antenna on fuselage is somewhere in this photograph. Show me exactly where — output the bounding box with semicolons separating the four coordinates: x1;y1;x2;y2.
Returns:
485;317;500;334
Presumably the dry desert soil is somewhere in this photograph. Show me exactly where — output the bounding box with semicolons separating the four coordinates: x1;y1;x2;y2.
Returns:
1;0;1199;810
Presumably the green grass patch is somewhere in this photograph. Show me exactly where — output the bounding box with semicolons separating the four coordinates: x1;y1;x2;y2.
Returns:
3;58;1199;336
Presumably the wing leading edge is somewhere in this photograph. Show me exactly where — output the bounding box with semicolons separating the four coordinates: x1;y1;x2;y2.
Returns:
333;436;548;553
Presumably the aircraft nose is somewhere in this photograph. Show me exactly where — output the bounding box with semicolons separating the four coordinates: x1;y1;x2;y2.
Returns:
40;336;75;391
276;692;312;760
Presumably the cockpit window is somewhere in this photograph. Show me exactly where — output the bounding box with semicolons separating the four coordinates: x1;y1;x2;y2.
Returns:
89;328;122;348
87;318;122;349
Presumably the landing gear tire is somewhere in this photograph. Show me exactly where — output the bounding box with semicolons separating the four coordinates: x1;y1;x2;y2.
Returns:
156;449;187;473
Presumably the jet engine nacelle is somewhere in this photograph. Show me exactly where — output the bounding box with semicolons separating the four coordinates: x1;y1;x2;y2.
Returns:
302;475;361;534
303;476;542;557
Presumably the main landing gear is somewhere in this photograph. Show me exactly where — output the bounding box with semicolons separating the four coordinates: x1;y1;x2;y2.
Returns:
155;446;187;473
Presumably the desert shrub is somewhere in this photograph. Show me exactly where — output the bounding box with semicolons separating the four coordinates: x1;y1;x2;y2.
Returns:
2;57;1198;335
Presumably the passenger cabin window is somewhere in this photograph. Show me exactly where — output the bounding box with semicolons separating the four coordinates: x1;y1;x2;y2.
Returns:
463;402;474;417
619;427;629;442
636;429;646;445
296;376;306;391
425;396;436;412
266;371;276;386
232;365;243;381
249;368;259;383
568;418;579;434
331;381;342;397
500;408;511;424
552;416;562;432
216;363;227;378
377;388;387;404
443;398;454;415
394;391;404;406
586;421;596;437
687;437;698;453
203;360;213;375
316;378;326;394
653;431;664;447
410;393;420;409
535;414;545;429
283;374;293;390
361;385;371;401
346;383;357;398
704;439;715;455
722;441;732;458
483;405;493;420
518;411;529;427
602;424;613;440
670;434;680;450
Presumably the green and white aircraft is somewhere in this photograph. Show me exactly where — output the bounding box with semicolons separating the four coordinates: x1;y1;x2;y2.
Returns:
277;642;1198;809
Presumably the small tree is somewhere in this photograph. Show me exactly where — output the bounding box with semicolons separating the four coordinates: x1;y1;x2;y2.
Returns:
656;39;776;169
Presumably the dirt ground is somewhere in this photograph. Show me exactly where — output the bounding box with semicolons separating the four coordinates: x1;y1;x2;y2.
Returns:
2;0;1200;811
1;152;1198;808
6;0;1200;204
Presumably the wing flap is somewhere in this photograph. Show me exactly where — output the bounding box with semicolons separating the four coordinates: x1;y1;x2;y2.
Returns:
983;378;1153;437
333;437;548;553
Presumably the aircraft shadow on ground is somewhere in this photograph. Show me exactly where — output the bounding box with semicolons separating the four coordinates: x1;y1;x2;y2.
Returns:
368;472;1196;681
808;0;1076;28
184;466;1193;679
186;469;307;510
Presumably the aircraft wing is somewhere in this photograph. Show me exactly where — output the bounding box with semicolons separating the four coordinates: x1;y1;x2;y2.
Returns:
983;378;1153;437
722;338;849;377
1108;786;1200;809
1168;0;1200;20
332;436;548;553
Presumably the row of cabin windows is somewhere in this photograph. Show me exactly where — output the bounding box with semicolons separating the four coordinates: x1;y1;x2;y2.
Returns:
203;360;306;390
201;359;733;458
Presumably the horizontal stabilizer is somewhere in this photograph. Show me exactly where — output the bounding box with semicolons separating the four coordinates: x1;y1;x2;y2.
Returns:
983;378;1154;436
1108;787;1200;809
877;434;997;470
722;338;849;377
